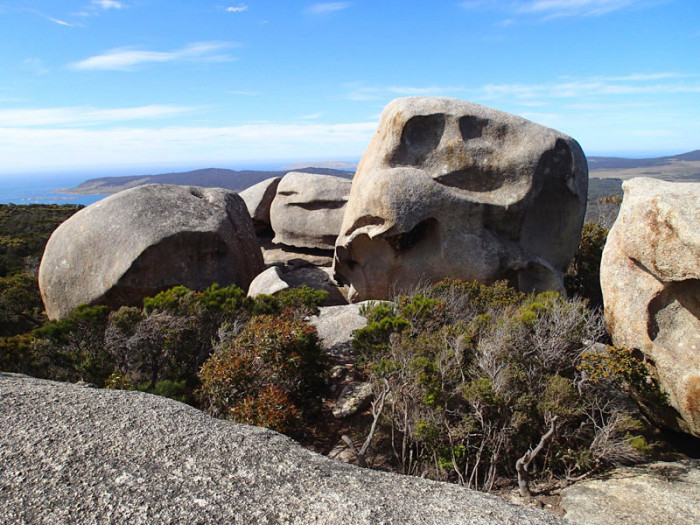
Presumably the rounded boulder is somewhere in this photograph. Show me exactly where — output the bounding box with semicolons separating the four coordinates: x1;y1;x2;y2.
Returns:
39;184;264;319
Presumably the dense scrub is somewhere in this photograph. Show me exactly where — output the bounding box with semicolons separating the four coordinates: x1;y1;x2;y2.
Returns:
1;283;329;431
352;280;658;493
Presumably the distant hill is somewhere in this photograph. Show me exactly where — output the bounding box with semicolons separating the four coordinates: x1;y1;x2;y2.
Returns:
61;167;355;195
587;149;700;169
60;150;699;197
280;161;357;171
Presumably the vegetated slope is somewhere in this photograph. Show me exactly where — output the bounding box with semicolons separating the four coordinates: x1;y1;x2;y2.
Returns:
62;167;355;195
587;149;700;169
588;150;700;182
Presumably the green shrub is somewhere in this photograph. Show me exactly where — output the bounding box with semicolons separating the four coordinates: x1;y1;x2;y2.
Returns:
565;222;609;308
355;281;648;490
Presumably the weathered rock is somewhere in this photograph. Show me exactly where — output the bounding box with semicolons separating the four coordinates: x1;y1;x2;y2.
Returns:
600;178;700;436
560;460;700;525
271;171;352;250
247;266;289;297
238;176;281;234
261;238;335;267
39;184;264;320
248;266;348;305
333;381;374;418
309;301;374;359
333;97;588;301
0;373;563;525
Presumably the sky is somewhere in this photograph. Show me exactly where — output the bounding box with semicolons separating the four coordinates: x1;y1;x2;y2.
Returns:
1;0;699;178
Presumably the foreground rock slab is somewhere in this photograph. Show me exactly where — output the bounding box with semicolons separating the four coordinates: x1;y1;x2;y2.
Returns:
560;460;700;525
39;184;264;320
334;96;588;301
0;373;562;525
600;177;700;436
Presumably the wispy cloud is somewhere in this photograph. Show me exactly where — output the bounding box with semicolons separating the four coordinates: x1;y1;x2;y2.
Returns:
226;5;248;13
0;105;198;127
226;90;259;96
21;58;49;76
308;2;352;15
459;0;660;21
299;112;323;120
70;42;235;71
518;0;639;18
346;73;700;103
47;16;74;26
92;0;125;10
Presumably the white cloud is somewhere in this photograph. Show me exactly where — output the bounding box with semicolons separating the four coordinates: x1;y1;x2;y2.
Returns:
0;122;376;174
226;5;248;12
308;2;352;15
519;0;638;18
92;0;124;9
70;42;235;71
299;113;323;120
0;105;198;127
47;16;74;26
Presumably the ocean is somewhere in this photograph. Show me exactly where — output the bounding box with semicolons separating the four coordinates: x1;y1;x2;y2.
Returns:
0;175;109;206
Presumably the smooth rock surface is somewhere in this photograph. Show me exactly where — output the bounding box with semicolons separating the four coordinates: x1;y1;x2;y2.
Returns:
238;176;281;234
39;184;264;320
271;171;351;250
0;373;562;525
248;266;348;305
600;177;700;436
334;97;588;301
309;301;373;359
560;460;700;524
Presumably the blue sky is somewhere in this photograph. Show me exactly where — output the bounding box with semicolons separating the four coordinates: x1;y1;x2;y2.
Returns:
1;0;699;177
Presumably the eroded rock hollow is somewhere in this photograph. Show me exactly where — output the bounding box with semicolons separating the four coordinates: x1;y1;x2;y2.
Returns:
333;97;589;301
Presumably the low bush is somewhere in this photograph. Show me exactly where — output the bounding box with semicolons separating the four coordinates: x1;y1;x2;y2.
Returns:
354;279;652;492
198;313;326;435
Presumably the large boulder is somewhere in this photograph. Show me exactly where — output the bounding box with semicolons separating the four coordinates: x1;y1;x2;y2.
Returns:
270;171;352;251
0;373;562;525
600;177;699;436
39;184;264;320
238;176;281;234
333;97;588;301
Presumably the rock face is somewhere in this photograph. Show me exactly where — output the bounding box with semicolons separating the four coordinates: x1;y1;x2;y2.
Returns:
39;184;264;320
600;178;700;436
0;373;562;525
270;171;352;251
238;176;281;234
333;97;588;301
247;266;348;305
560;460;700;525
309;301;373;359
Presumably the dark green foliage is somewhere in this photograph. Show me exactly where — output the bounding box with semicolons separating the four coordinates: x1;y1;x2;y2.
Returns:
0;273;46;336
566;222;609;308
0;204;81;277
31;304;113;385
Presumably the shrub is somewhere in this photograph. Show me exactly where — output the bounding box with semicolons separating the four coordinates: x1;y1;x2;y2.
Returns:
198;314;325;435
565;222;609;308
355;281;649;491
31;304;113;385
